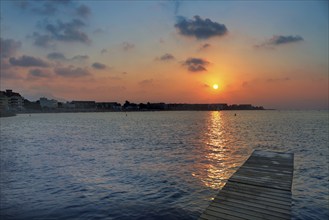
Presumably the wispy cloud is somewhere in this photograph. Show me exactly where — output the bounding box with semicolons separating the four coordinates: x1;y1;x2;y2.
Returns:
76;4;91;18
92;62;106;70
255;35;304;48
47;53;89;62
182;57;209;72
199;43;211;50
122;42;135;51
47;52;66;60
156;53;175;61
1;38;22;58
139;79;154;86
29;68;52;78
54;66;90;77
9;55;50;67
175;15;227;40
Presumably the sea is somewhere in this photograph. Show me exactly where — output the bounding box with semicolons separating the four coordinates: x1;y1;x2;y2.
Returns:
0;110;328;220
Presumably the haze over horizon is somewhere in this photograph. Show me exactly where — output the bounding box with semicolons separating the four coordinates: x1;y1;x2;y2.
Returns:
1;0;328;110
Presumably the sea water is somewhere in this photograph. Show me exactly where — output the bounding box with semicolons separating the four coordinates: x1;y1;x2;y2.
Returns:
0;111;328;219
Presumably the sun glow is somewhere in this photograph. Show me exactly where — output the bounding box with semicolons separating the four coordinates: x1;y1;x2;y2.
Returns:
213;84;219;90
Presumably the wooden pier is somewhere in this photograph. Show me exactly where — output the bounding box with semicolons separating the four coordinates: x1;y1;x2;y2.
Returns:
199;150;294;220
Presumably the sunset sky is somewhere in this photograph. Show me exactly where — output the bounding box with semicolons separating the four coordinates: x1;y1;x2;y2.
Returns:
1;0;328;109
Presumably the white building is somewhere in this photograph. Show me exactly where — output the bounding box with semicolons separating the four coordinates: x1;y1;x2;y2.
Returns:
39;97;58;109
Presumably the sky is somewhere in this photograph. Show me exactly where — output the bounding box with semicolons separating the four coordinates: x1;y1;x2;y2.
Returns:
0;0;328;110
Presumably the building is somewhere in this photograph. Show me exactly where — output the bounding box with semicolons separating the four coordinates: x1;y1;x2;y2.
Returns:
0;91;9;111
39;97;58;109
71;101;96;109
96;102;122;111
1;90;24;111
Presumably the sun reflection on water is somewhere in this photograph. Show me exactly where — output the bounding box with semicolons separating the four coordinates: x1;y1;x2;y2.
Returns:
193;111;243;190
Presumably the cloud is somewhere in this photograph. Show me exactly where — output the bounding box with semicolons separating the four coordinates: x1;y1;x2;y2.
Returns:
200;43;211;50
139;79;154;86
269;35;303;45
182;57;209;72
157;53;175;61
29;68;52;78
32;2;57;15
1;38;22;58
100;49;108;54
9;55;50;67
92;62;106;69
267;77;291;83
32;32;54;48
47;52;66;60
122;42;135;51
47;52;89;62
256;35;304;48
175;15;227;40
33;19;91;47
174;0;181;16
54;66;90;77
71;55;89;61
76;4;91;18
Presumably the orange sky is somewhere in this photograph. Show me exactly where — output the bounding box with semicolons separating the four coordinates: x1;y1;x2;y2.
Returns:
1;1;328;109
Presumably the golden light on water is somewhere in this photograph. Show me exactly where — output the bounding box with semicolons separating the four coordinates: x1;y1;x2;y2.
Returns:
193;111;243;190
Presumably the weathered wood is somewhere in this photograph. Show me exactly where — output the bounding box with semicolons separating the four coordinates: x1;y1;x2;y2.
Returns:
199;150;294;220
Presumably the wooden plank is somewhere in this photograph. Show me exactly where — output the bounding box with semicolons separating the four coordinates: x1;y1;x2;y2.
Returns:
211;197;291;217
199;150;294;220
209;201;290;220
222;183;292;202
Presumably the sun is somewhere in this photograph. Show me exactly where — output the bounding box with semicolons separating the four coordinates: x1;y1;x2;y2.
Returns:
212;84;219;90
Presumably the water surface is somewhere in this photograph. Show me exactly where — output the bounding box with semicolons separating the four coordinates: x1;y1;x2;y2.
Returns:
1;111;328;219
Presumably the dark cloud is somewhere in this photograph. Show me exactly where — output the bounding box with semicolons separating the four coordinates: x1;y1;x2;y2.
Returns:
122;42;135;51
1;38;22;58
9;55;49;67
47;52;66;60
33;19;91;47
76;4;91;18
182;57;209;72
256;35;304;48
29;69;51;78
32;32;54;48
45;19;90;43
92;62;106;69
269;35;303;45
54;66;90;77
175;15;227;40
157;53;175;61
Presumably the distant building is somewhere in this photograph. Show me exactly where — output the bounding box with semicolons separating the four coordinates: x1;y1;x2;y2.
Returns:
39;97;58;109
1;90;24;111
96;102;121;111
71;101;96;109
167;103;227;111
0;91;9;110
